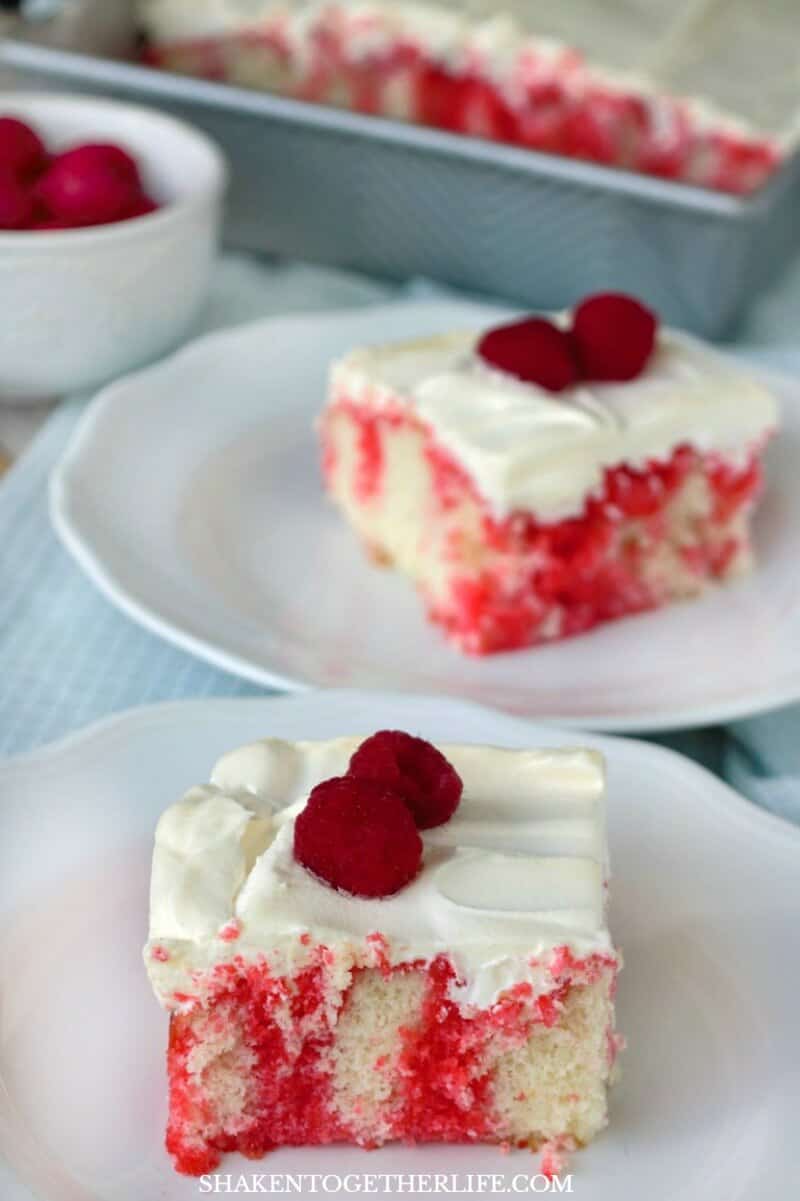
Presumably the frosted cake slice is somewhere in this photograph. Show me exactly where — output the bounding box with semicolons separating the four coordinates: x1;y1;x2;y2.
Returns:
145;730;622;1174
320;294;778;654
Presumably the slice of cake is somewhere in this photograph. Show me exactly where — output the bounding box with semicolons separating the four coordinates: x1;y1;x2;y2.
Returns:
145;729;621;1175
320;293;778;654
138;0;794;193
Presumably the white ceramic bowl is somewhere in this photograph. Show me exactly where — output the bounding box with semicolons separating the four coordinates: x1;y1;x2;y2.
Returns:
0;93;227;402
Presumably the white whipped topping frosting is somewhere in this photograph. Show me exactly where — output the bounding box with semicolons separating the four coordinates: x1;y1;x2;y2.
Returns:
146;736;614;1010
139;0;799;141
330;327;778;522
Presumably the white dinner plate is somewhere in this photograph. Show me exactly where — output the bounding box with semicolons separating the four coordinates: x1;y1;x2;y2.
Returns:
1;690;798;1201
50;300;800;732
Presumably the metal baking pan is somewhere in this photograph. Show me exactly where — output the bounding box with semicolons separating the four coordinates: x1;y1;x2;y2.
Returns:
2;33;798;338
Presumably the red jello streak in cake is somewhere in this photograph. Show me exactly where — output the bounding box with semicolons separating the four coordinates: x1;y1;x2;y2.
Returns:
432;61;778;193
364;930;393;975
549;945;580;979
348;403;406;502
325;394;765;652
164;946;616;1173
218;919;242;942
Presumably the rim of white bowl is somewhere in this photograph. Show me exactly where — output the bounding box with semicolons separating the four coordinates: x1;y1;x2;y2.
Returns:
0;92;228;249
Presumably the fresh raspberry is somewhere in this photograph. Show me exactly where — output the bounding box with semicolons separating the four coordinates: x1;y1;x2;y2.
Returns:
348;731;463;829
294;776;422;897
571;292;657;382
0;168;35;230
477;317;578;392
34;142;145;227
52;143;141;186
0;117;47;179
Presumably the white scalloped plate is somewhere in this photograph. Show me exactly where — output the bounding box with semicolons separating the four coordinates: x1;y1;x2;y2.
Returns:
1;691;798;1201
50;301;800;731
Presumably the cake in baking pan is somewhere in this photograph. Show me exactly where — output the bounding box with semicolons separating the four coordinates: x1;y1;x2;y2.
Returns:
140;0;799;192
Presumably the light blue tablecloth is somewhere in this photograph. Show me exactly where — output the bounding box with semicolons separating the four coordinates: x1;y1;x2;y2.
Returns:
1;253;798;827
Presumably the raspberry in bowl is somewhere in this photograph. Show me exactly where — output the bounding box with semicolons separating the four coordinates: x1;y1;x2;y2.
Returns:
0;118;160;231
0;94;227;401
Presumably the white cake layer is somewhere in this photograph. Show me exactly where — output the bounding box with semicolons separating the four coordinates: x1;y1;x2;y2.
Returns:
146;737;614;1009
329;327;778;522
139;0;800;139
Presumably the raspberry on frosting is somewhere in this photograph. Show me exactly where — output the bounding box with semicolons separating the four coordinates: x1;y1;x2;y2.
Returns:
570;292;657;382
476;293;659;391
294;776;423;898
348;730;463;829
477;317;578;393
